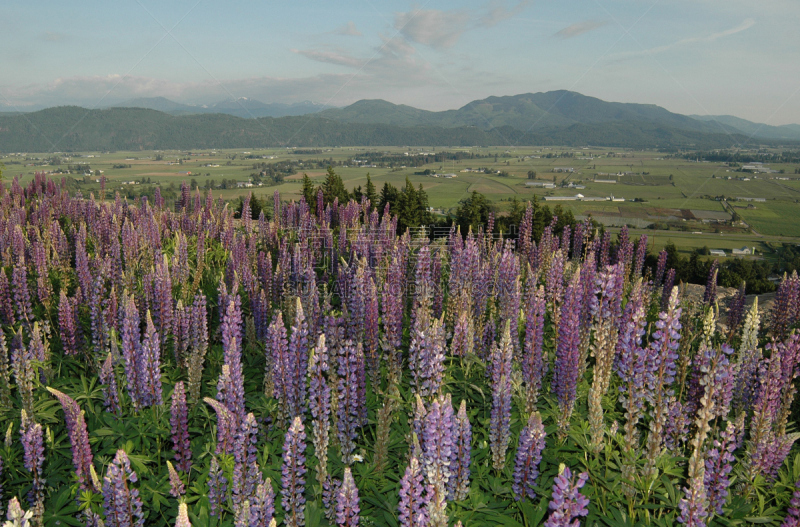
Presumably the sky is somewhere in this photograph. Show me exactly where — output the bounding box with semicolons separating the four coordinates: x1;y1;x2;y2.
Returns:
2;0;799;125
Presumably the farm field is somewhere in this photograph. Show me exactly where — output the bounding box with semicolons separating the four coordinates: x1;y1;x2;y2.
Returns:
3;146;800;254
2;174;800;526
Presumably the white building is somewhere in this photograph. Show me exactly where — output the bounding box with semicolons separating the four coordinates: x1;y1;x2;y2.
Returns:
710;249;726;257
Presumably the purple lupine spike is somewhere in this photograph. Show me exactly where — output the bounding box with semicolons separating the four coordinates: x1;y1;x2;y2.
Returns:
99;353;121;415
645;288;683;477
58;291;79;356
633;235;647;278
450;311;472;357
121;293;143;409
382;255;405;350
490;321;513;469
545;250;565;319
522;284;547;413
614;280;649;447
363;275;380;377
281;416;307;527
250;477;276;527
420;394;455;506
544;467;590;527
287;297;310;419
167;461;185;498
20;411;45;518
704;260;719;306
338;339;363;465
785;479;800;527
267;311;288;402
140;310;163;407
205;396;236;455
233;412;260;508
170;381;192;473
102;450;145;527
616;225;633;272
208;455;228;517
771;271;800;338
0;268;15;327
336;468;360;527
662;268;676;310
655;250;668;286
323;476;343;524
398;456;430;527
552;271;583;439
727;282;747;335
512;412;546;502
452;400;471;501
12;260;33;324
221;295;246;418
308;335;331;489
47;387;95;491
704;421;736;515
409;313;445;398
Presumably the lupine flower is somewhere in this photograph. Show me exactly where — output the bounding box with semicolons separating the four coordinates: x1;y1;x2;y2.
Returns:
232;412;260;509
221;295;246;418
336;468;360;527
733;299;761;416
249;478;276;527
450;311;473;357
286;298;310;419
398;456;430;527
281;416;307;527
308;335;331;489
0;268;15;326
490;321;513;469
167;460;185;498
20;410;45;519
644;287;682;479
268;311;288;403
703;261;719;306
175;503;191;527
522;283;546;415
552;271;583;439
121;293;144;409
727;282;747;335
544;467;590;527
452;400;471;501
615;279;649;448
512;412;546;502
187;294;209;402
5;497;32;527
338;339;364;465
140;310;163;407
420;394;455;506
382;255;406;350
784;479;800;527
655;250;668;286
170;381;192;473
771;271;800;338
704;421;736;515
205;396;236;455
662;268;676;310
409;313;445;397
102;449;145;527
208;456;228;517
47;387;95;490
12;260;33;324
58;291;79;356
100;352;121;415
322;476;342;523
11;335;37;416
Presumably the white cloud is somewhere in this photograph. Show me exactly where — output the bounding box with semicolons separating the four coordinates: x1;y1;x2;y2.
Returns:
393;9;470;49
479;0;535;27
333;21;362;36
555;20;608;39
612;19;756;60
292;49;365;68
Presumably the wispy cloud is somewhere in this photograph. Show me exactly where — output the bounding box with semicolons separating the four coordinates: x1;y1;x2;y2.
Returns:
555;20;608;38
479;0;535;27
333;21;362;37
393;9;470;49
612;18;756;60
292;49;365;68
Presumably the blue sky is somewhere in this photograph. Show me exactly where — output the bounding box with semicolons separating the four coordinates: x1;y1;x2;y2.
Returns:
2;0;799;124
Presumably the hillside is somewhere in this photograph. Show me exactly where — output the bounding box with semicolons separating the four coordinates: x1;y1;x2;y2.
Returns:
112;97;331;118
691;114;800;141
0;105;774;151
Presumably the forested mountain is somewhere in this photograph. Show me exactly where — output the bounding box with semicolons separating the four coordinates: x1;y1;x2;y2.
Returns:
111;97;331;118
691;114;800;141
0;105;768;151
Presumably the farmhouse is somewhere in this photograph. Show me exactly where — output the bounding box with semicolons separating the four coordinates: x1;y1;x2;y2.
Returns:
732;247;753;256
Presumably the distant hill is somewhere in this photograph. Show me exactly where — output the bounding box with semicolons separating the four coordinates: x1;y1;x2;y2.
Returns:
320;91;738;135
690;114;800;141
111;97;332;118
0;105;773;152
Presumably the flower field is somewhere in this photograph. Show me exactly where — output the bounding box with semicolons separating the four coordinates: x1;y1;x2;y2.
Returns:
2;173;800;526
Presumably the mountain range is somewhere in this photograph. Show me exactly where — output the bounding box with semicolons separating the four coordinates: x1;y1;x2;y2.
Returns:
0;91;797;151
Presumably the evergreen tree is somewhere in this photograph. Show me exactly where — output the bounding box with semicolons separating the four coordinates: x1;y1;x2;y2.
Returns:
321;166;349;207
365;173;378;206
301;173;316;208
